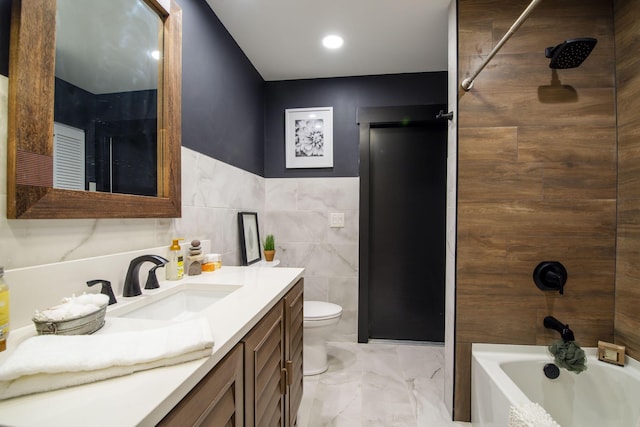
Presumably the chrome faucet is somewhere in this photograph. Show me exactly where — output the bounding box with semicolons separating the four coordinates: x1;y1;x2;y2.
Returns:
123;255;168;297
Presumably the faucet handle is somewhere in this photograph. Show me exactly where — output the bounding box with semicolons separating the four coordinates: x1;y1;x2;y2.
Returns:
144;264;166;290
87;279;117;305
533;261;567;295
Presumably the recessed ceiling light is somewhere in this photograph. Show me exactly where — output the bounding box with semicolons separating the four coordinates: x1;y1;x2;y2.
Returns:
322;35;344;49
151;50;161;60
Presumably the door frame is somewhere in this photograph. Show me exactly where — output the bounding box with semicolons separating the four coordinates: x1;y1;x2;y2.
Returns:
357;104;447;343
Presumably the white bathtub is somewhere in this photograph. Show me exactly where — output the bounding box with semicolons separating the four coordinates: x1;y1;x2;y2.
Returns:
472;343;640;427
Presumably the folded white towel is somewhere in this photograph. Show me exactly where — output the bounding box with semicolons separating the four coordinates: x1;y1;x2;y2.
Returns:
509;402;561;427
0;317;214;400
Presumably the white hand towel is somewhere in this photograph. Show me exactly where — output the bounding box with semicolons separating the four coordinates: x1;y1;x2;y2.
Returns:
509;402;561;427
0;317;213;400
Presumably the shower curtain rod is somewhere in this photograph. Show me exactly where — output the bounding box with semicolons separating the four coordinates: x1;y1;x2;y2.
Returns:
461;0;544;91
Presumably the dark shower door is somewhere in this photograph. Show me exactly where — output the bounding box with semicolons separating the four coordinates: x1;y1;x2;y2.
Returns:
95;119;157;196
360;106;446;342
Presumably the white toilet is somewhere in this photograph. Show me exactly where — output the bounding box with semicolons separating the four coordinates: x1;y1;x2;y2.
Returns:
303;300;343;375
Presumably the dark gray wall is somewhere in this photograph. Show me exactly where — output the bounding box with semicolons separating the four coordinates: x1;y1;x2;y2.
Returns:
264;72;448;178
0;0;266;176
180;0;265;176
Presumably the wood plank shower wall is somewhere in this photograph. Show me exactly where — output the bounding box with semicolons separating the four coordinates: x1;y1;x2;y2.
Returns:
614;0;640;366
455;0;616;420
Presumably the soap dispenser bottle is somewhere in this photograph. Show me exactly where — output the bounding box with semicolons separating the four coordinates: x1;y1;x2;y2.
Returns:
0;267;9;352
166;239;184;281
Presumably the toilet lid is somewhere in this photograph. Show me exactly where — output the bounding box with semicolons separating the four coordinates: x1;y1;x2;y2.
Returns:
304;301;342;321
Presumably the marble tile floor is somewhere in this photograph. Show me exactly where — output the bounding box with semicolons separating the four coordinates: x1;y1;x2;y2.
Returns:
297;341;471;427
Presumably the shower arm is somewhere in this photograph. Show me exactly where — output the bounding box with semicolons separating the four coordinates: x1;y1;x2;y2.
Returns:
461;0;544;91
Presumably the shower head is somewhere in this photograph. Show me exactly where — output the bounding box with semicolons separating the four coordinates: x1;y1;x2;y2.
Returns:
545;37;597;69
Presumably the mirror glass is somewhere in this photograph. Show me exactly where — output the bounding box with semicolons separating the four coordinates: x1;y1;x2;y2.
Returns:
53;0;163;196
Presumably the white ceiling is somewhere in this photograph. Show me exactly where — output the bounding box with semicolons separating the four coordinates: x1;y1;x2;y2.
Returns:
205;0;451;81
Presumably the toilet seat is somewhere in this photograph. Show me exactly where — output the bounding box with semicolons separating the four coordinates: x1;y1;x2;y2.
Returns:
304;301;342;321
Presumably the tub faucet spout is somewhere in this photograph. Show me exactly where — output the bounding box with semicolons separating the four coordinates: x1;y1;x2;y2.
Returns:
543;316;575;342
123;255;168;297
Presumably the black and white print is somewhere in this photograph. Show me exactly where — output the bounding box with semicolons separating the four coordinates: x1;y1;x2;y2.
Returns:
285;107;333;168
294;118;325;157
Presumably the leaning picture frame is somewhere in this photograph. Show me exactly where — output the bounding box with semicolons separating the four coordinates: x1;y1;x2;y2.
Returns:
285;106;334;168
238;211;262;265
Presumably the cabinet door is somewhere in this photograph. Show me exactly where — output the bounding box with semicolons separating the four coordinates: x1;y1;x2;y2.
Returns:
243;301;286;427
158;343;244;427
284;279;304;427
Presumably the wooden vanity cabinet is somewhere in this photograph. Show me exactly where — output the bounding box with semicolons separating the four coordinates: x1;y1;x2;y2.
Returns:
158;343;244;427
243;298;286;426
243;278;304;427
284;279;304;427
159;278;303;427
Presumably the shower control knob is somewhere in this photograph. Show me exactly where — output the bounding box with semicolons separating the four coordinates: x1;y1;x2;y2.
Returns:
533;261;568;295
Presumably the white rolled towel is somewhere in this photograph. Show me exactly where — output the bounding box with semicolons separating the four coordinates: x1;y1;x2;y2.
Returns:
33;293;110;322
0;317;213;400
509;402;561;427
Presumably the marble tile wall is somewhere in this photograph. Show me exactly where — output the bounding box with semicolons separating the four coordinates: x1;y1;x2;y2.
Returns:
179;148;265;266
0;75;264;271
265;178;359;342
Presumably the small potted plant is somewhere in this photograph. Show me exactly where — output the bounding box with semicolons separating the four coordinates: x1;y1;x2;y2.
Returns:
263;234;276;262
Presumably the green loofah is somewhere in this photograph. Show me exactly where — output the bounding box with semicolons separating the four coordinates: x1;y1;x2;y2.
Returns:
548;340;587;373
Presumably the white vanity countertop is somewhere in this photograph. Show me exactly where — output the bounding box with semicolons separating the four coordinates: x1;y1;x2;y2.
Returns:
0;266;304;427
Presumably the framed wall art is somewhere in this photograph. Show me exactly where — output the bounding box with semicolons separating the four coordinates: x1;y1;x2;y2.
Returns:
285;106;333;168
238;211;261;265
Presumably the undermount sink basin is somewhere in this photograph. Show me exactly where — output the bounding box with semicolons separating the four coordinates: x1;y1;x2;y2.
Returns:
115;283;241;322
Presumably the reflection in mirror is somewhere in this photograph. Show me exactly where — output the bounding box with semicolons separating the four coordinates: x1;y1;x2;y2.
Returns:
54;0;163;196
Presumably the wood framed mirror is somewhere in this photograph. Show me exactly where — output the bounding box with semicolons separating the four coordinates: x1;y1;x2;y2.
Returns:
7;0;182;219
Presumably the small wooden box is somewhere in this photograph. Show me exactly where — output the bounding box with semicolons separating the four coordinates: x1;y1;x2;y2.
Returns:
597;341;625;366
